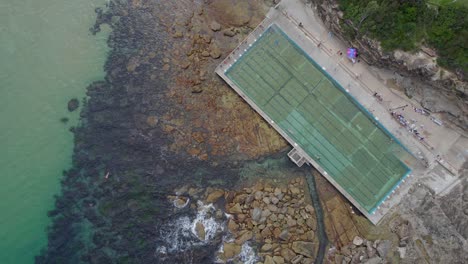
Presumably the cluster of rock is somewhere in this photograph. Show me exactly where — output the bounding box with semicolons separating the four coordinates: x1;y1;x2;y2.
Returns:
328;236;392;264
209;178;319;264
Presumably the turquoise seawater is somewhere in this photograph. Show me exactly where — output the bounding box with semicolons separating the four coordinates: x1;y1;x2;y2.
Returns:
0;0;110;263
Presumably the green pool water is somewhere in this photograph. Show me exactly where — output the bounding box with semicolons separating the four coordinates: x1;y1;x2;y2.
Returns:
225;24;412;213
0;0;110;263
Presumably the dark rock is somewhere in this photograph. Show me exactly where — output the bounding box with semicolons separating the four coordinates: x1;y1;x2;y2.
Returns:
67;98;79;112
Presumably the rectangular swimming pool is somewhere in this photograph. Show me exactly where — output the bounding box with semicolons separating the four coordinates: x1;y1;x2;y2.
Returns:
224;24;412;213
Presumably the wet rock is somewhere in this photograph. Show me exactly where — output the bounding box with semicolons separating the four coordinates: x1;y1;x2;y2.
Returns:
146;116;159;127
223;242;241;259
353;236;364;246
233;194;248;204
228;219;239;233
172;196;189;208
67;98;79;112
291;241;316;258
227;203;243;214
187;148;201;156
210;21;221;31
191;131;205;143
195;221;206;240
206;189;224;203
235;230;253;245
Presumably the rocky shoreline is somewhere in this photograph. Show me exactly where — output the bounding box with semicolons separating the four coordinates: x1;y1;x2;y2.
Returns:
166;177;321;264
37;0;467;263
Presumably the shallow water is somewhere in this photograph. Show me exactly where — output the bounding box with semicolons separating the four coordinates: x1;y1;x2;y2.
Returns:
0;0;109;262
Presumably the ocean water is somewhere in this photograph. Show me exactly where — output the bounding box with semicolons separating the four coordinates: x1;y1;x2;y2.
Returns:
0;0;109;263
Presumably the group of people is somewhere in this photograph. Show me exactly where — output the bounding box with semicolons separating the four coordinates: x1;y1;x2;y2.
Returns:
391;112;425;141
413;106;429;116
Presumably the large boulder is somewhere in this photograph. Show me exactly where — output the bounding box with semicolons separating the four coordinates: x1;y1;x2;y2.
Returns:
205;189;224;203
195;221;206;240
291;241;316;258
235;230;253;245
223;242;241;259
227;219;239;233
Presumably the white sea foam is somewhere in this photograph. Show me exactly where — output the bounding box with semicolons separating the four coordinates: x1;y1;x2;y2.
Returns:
190;201;224;241
172;196;190;208
239;243;257;264
214;238;257;263
158;201;224;253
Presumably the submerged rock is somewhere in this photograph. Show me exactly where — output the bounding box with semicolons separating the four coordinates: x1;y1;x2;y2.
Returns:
67;98;79;112
205;189;224;203
195;221;206;240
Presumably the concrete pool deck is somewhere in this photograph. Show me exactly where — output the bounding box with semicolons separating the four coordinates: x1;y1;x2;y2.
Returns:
216;0;467;224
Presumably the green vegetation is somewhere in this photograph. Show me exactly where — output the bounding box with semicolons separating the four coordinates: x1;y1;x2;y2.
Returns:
338;0;468;75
